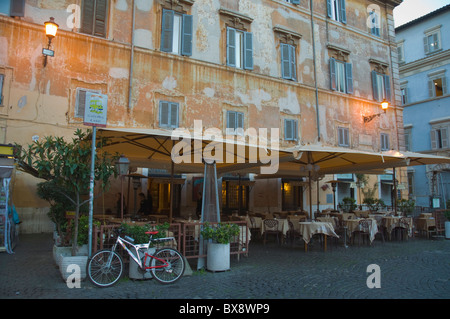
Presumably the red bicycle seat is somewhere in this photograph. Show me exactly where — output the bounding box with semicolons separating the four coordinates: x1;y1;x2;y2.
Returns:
145;231;159;235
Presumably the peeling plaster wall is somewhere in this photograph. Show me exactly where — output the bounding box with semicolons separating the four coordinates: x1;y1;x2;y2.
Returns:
0;0;403;231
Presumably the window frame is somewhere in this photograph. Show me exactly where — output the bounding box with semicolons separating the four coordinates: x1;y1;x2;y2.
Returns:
423;25;442;55
160;8;193;56
159;101;179;129
80;0;108;38
281;43;297;81
337;126;350;147
330;57;353;94
226;27;253;70
226;110;245;136
427;70;448;98
284;119;298;141
371;70;391;102
327;0;347;24
430;125;449;150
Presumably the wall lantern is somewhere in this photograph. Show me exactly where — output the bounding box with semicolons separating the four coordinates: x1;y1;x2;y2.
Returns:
43;17;59;67
363;100;389;123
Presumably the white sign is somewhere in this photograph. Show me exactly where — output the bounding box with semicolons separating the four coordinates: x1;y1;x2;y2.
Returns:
84;92;107;127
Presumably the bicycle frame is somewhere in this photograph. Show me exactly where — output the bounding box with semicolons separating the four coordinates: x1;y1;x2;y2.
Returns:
110;235;173;271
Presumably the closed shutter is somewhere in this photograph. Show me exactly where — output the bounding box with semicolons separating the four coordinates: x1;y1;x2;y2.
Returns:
339;0;347;23
10;0;25;17
285;119;293;140
430;129;437;150
372;71;379;101
290;45;296;81
181;14;193;56
291;0;300;4
423;36;430;54
170;103;179;128
442;77;448;95
384;75;391;102
80;0;107;37
227;28;236;67
281;44;290;79
93;0;107;37
227;111;236;130
441;128;449;149
159;101;169;127
345;63;353;94
330;58;337;91
161;9;174;52
75;88;101;118
326;0;333;18
243;32;253;70
236;112;244;130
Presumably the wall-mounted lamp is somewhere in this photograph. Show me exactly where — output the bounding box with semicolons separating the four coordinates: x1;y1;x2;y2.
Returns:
363;99;389;123
43;17;59;67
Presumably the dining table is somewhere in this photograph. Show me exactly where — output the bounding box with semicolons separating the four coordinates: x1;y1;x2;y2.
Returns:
382;216;413;239
344;218;379;243
298;221;339;252
415;214;436;237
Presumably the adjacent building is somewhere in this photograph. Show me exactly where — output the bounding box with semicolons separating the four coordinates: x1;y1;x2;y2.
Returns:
0;0;404;233
396;4;450;208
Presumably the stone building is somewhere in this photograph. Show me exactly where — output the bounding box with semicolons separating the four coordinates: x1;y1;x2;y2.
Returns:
0;0;404;232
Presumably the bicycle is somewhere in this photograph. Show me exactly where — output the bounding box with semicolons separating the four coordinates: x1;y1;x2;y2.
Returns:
87;227;185;287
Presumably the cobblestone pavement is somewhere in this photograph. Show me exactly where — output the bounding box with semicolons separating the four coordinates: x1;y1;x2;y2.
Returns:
1;233;449;302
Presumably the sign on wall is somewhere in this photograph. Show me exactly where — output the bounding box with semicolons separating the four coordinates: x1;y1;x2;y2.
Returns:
84;92;108;127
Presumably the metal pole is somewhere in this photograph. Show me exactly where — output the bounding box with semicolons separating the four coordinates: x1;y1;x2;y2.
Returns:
88;126;97;258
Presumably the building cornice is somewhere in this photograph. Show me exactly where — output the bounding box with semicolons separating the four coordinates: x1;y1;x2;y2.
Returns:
399;49;450;76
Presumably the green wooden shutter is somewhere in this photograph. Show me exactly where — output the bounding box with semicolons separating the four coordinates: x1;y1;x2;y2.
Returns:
384;75;391;102
345;63;353;94
243;32;253;70
290;45;296;81
330;58;337;90
339;0;347;23
326;0;333;18
372;71;379;101
281;44;290;79
181;14;193;56
170;102;179;128
159;101;169;127
227;28;236;67
161;9;174;52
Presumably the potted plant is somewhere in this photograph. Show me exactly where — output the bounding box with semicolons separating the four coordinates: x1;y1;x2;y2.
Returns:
397;199;415;216
340;197;357;213
201;222;240;272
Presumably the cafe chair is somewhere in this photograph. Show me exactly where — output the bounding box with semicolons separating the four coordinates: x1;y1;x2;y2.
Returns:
263;219;281;245
352;219;371;246
249;217;261;240
286;221;301;246
393;217;409;241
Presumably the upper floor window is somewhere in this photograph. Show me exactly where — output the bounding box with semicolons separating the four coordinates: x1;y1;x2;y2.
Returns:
226;111;244;135
227;27;253;70
327;0;347;24
338;127;350;147
274;26;301;81
431;126;448;150
424;25;442;55
80;0;108;38
371;71;390;102
284;119;298;141
404;127;412;151
330;58;353;94
368;9;380;36
159;101;179;129
428;70;448;98
161;9;193;56
0;0;24;17
397;41;405;64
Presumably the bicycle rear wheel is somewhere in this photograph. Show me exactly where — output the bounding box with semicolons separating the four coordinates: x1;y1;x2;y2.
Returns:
151;248;185;284
87;249;124;288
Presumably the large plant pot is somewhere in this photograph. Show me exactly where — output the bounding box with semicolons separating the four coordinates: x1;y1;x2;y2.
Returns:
445;221;450;239
53;245;72;267
207;242;230;272
59;255;88;282
129;248;155;280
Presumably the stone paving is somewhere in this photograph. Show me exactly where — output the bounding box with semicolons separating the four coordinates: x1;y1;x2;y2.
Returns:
1;233;449;301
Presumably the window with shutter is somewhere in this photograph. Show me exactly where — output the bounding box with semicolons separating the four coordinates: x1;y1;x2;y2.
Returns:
338;127;350;147
327;0;346;23
284;119;298;141
431;127;449;150
161;9;193;56
80;0;108;38
330;58;352;94
75;88;101;118
10;0;25;17
159;101;179;129
371;71;390;102
281;44;296;81
227;27;253;70
226;111;245;135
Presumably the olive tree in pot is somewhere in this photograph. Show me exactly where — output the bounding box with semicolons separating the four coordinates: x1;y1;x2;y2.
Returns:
201;222;240;272
16;129;118;257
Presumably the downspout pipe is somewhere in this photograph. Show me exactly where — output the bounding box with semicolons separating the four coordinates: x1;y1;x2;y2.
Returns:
310;0;321;142
128;0;136;111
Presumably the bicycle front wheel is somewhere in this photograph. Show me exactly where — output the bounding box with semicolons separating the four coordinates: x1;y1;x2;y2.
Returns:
151;248;185;284
87;249;124;288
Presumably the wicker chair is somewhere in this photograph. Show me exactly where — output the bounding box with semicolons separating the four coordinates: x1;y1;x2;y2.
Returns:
263;219;281;245
286;221;301;246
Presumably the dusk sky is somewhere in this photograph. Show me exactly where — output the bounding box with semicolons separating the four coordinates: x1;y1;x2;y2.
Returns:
393;0;450;27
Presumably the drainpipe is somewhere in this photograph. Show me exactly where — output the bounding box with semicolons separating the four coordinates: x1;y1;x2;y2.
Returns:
310;0;321;142
128;0;136;111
